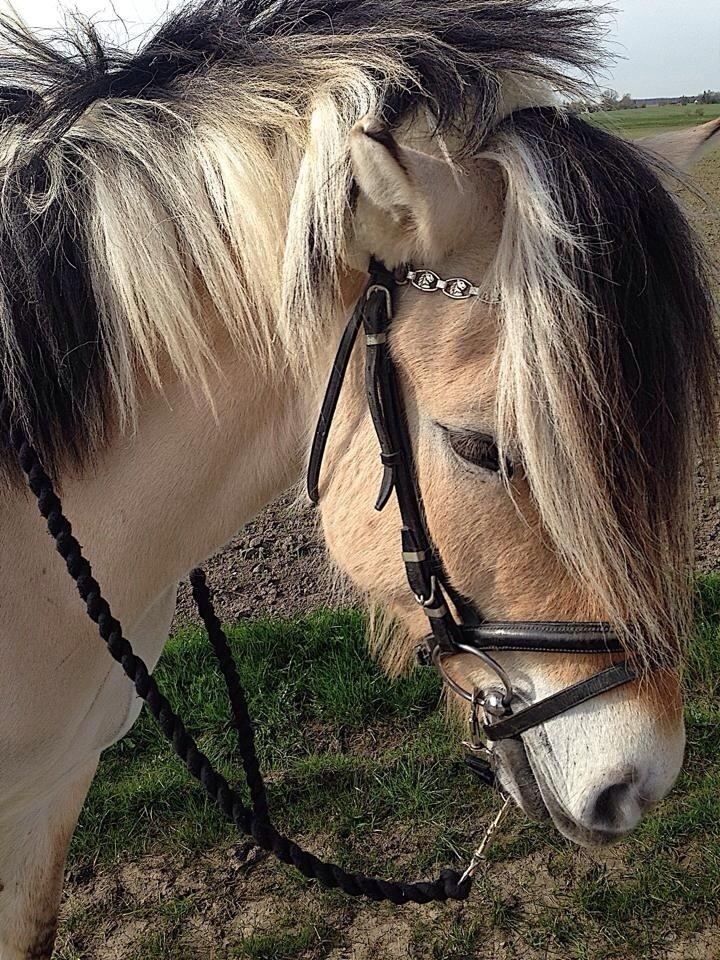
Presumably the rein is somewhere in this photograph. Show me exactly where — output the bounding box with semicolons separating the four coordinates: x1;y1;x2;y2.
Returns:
11;434;470;904
11;260;638;906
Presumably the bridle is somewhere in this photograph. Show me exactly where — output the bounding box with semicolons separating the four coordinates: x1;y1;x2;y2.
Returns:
10;258;641;906
307;259;637;783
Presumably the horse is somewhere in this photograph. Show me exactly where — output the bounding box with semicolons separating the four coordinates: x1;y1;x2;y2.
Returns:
0;1;717;955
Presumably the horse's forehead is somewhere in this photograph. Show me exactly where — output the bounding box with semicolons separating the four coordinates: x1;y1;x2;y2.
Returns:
393;302;500;414
388;159;505;413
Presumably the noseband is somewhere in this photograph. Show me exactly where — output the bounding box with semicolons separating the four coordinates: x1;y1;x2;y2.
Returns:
308;260;636;778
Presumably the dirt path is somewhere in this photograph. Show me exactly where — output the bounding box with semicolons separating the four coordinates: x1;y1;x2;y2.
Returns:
692;155;720;572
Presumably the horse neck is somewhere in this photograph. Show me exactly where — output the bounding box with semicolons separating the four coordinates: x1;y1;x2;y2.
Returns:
4;265;366;638
23;333;324;628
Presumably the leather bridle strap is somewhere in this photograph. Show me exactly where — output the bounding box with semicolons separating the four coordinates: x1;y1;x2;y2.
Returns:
362;263;462;653
307;294;365;504
308;259;639;746
459;621;625;654
452;621;637;738
484;661;637;741
308;261;462;653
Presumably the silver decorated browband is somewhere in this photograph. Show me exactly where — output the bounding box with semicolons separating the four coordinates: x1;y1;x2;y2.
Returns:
400;268;498;303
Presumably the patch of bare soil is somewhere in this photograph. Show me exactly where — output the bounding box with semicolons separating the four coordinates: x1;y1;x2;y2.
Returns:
173;493;336;628
56;841;538;959
60;837;720;959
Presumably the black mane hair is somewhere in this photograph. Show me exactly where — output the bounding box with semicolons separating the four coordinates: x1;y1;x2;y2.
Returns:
505;106;717;530
1;1;603;148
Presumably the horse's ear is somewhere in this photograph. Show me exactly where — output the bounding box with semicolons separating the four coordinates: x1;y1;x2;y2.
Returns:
349;118;420;214
638;117;720;170
349;117;473;262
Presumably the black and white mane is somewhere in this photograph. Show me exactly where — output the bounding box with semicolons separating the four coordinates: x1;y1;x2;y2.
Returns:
0;0;605;470
0;0;715;659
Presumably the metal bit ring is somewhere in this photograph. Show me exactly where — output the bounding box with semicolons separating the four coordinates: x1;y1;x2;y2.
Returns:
431;643;514;710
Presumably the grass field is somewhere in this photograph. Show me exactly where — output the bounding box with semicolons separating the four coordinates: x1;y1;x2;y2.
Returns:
587;103;720;140
55;576;720;960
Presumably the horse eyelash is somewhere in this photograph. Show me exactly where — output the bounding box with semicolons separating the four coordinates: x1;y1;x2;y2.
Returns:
444;428;514;478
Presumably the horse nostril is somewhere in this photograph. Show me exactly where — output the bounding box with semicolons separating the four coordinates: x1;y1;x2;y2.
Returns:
588;771;649;833
592;782;632;829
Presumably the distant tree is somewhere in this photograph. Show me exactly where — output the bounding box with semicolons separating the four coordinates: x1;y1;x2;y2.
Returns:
567;98;592;115
600;88;620;110
596;90;637;112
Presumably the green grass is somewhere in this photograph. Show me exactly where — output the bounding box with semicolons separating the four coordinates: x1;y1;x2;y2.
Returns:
233;919;339;959
69;609;478;867
59;581;720;959
587;103;720;140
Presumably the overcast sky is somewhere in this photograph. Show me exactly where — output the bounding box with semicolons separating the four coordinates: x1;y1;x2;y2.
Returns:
4;0;719;100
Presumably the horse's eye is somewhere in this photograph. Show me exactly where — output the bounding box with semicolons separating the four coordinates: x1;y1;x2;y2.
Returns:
448;431;513;477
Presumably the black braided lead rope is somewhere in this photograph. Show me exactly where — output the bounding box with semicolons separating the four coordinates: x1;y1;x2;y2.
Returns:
11;428;471;905
189;569;271;825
